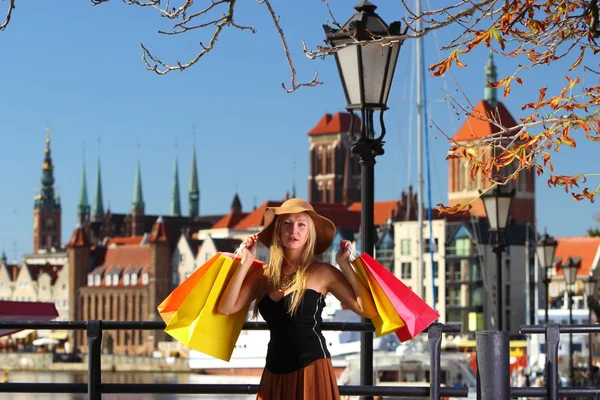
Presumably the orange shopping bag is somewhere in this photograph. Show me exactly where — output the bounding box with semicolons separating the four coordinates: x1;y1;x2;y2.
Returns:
354;251;439;342
158;253;220;326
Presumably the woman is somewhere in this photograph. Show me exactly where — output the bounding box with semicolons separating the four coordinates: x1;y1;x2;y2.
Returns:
218;198;378;400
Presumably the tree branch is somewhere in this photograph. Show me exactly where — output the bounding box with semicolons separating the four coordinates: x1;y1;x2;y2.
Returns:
0;0;15;31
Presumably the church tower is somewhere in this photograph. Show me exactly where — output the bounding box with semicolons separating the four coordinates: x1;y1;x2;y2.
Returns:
33;126;62;252
77;158;90;225
307;112;361;205
189;146;200;217
448;52;535;225
131;160;145;236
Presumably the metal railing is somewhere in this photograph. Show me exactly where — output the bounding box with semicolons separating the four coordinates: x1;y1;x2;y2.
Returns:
474;324;600;399
0;320;468;399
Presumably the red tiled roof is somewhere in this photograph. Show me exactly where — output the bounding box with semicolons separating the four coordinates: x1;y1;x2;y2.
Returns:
25;264;62;285
349;200;403;226
452;100;518;142
105;236;144;246
0;301;59;337
308;112;361;136
553;236;600;277
87;245;151;288
212;211;249;229
67;226;90;248
233;201;282;230
148;217;168;243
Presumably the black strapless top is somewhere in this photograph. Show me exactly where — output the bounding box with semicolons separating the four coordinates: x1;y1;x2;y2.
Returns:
258;288;331;374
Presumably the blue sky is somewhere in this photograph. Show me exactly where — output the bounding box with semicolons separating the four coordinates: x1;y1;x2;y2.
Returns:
0;1;598;259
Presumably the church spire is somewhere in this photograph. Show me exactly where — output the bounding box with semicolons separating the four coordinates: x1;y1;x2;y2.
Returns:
189;142;200;217
92;157;104;220
484;51;498;108
78;155;90;222
171;156;182;217
132;160;144;212
36;125;59;211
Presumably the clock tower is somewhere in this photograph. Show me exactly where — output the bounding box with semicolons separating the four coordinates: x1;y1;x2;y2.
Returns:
33;126;62;253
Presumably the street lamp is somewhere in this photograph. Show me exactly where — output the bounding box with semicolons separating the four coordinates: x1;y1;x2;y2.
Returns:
584;275;597;382
562;257;579;384
480;186;515;331
536;233;558;324
324;1;405;395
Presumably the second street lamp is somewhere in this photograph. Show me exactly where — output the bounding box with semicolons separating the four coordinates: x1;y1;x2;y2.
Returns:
562;257;579;385
480;186;515;331
584;275;597;382
536;233;558;324
324;1;405;395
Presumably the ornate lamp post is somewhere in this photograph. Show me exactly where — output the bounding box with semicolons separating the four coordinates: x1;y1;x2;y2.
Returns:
324;1;405;395
480;186;515;331
584;275;597;381
536;233;558;324
562;257;579;384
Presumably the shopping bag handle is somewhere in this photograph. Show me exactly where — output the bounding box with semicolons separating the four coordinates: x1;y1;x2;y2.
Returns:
345;245;362;262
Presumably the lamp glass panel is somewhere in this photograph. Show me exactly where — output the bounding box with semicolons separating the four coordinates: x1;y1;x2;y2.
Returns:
360;42;390;105
535;245;546;268
335;45;361;106
382;42;400;106
543;245;556;269
496;196;512;230
563;265;577;286
482;196;498;230
585;280;596;296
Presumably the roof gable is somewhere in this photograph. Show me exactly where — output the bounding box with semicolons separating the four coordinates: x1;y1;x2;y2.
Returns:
554;236;600;277
452;100;518;142
308;112;361;136
212;211;249;229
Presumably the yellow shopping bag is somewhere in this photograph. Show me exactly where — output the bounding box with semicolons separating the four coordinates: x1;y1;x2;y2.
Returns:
352;256;405;337
164;252;261;361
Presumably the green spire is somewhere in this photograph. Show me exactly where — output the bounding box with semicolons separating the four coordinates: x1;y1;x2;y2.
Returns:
484;51;498;108
36;125;59;211
78;160;90;218
0;251;6;264
132;160;145;212
92;157;104;219
189;146;200;217
171;156;182;217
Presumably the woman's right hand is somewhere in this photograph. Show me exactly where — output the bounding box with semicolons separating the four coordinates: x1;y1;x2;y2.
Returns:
241;233;259;266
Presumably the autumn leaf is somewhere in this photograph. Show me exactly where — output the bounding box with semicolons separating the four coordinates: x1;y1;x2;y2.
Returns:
436;202;473;215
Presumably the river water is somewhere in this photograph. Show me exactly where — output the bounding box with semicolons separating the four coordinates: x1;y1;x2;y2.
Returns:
0;371;258;400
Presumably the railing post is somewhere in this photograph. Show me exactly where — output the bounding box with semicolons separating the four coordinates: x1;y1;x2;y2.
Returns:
545;323;560;400
475;331;509;400
87;320;103;400
428;323;443;400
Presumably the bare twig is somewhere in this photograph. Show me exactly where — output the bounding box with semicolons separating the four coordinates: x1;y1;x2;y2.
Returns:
0;0;15;31
259;0;321;93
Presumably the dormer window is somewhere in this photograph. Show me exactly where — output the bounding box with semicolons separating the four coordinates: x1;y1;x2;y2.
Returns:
105;275;112;286
142;273;149;285
87;275;94;286
94;275;101;286
112;274;119;285
131;273;138;285
123;274;130;286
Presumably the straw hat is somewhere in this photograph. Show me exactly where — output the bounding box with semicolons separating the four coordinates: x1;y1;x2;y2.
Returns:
258;198;336;255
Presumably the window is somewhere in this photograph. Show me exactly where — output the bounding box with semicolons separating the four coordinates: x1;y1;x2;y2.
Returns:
131;273;138;285
62;284;66;290
123;274;130;286
112;274;119;284
424;238;439;253
455;238;471;256
401;262;412;280
400;239;411;256
469;287;483;306
94;275;101;286
142;273;149;285
424;261;439;278
468;263;483;281
447;288;461;306
105;275;111;286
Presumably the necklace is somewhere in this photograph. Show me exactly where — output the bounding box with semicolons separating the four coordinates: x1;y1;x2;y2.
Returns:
277;271;297;291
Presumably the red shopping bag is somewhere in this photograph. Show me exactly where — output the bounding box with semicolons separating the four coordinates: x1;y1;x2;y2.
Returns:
358;252;439;342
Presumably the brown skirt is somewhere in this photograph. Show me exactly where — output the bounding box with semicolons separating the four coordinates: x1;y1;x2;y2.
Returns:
256;358;340;400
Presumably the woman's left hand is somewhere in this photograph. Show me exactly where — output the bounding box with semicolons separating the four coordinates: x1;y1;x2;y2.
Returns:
335;240;352;266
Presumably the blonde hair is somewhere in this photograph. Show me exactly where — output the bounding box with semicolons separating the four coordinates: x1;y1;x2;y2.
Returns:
253;212;317;316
